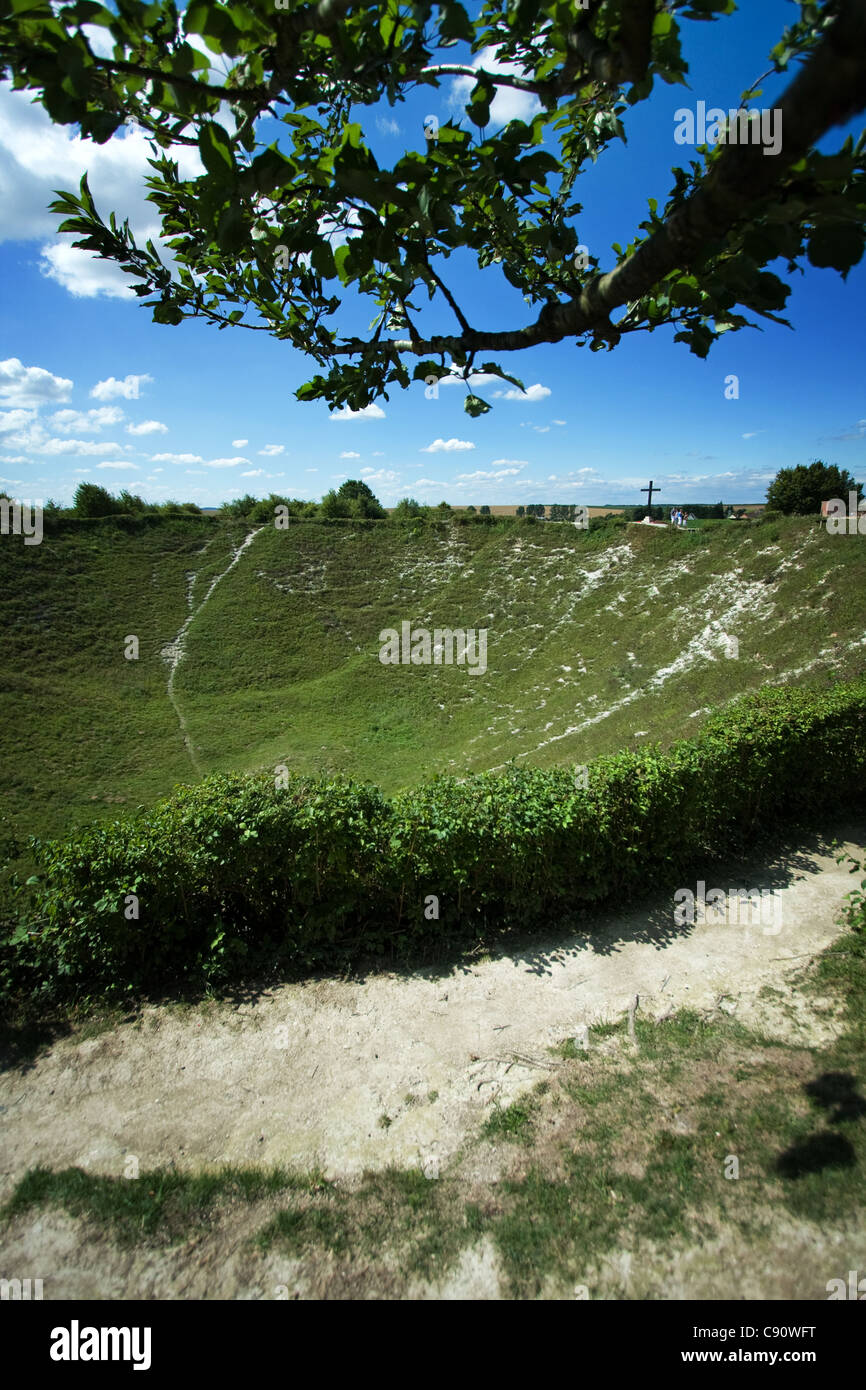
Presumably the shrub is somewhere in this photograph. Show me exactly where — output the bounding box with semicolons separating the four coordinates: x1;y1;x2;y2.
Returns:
766;461;861;516
3;680;865;999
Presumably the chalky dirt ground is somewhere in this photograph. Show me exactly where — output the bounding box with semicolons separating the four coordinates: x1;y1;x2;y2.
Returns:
1;820;864;1299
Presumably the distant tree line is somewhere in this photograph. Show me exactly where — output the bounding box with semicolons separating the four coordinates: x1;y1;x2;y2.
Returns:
13;462;858;527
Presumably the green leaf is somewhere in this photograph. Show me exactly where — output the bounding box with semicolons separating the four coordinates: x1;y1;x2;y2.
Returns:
198;123;235;179
807;223;866;275
311;240;336;279
333;244;352;285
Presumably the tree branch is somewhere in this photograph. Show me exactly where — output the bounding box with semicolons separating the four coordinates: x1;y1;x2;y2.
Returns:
421;255;475;336
332;0;866;358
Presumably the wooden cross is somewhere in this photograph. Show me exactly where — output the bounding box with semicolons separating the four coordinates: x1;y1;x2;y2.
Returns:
641;479;660;514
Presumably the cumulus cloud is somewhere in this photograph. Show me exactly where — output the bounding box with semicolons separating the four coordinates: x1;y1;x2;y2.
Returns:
0;408;36;433
449;48;542;128
340;451;361;459
41;243;136;299
204;456;249;469
257;443;284;456
49;406;124;433
457;466;524;480
0;83;203;297
126;419;167;436
437;370;503;390
358;468;398;483
0;357;73;407
495;383;551;402
241;468;265;477
4;422;125;456
232;438;249;448
91;374;153;401
421;438;476;453
96;461;138;470
329;403;385;421
151;452;203;464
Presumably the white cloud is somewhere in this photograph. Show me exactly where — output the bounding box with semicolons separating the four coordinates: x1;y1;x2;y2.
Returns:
126;419;167;436
40;243;137;299
241;468;265;477
437;370;503;390
5;423;125;456
151;452;202;464
414;478;441;486
96;461;138;470
357;468;398;484
340;451;361;459
376;115;401;137
91;374;153;401
329;403;385;421
458;466;524;480
449;48;542;129
205;456;249;469
49;406;124;434
0;83;203;296
0;357;72;407
552;419;566;426
495;383;551;402
257;443;284;456
79;24;115;59
0;408;36;433
232;438;249;448
421;438;476;453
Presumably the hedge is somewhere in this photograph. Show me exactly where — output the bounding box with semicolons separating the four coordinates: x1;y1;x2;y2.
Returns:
3;679;865;998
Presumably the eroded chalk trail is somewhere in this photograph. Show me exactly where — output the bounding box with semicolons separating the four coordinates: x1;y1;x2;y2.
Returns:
160;527;264;773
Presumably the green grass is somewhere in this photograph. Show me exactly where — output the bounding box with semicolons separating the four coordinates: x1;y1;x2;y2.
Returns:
481;1098;537;1142
0;1162;326;1246
2;511;865;874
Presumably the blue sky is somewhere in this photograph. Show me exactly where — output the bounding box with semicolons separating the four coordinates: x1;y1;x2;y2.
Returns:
0;1;864;509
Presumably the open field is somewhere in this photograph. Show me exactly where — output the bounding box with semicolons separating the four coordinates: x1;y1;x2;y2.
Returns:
0;512;863;859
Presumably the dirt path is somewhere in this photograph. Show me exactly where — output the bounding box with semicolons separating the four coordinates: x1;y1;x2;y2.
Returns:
1;824;861;1197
